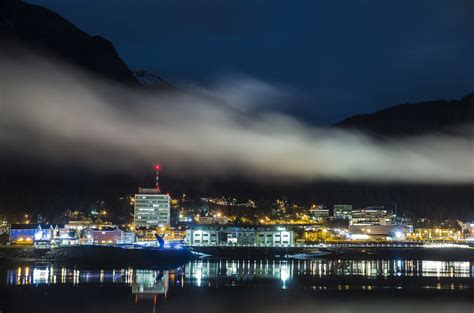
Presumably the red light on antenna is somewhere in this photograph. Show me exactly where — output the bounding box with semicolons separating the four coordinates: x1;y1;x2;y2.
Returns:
154;164;161;171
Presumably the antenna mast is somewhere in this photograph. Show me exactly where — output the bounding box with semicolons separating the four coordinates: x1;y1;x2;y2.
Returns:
154;164;161;193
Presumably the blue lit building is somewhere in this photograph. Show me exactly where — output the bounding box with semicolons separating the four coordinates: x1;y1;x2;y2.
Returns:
9;224;53;244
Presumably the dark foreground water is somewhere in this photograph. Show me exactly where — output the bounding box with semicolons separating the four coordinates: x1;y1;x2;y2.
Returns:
2;257;474;313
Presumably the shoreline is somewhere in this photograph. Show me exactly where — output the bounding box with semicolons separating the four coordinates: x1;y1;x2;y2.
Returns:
2;245;474;264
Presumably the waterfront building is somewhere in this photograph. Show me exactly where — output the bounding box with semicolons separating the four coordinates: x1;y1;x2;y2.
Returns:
350;207;396;226
9;223;77;245
185;227;224;245
84;226;123;245
121;231;136;244
134;188;171;228
409;227;462;241
169;225;187;241
185;226;294;246
255;227;293;245
227;227;257;244
9;224;54;243
333;204;352;220
348;225;410;240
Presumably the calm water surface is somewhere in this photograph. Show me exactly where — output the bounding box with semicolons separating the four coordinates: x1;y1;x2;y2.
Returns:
1;258;474;313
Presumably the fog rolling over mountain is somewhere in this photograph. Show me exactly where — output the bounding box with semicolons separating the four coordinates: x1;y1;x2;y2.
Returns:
1;50;473;183
0;0;473;218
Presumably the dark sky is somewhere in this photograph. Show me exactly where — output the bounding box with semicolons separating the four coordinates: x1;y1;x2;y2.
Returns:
28;0;474;124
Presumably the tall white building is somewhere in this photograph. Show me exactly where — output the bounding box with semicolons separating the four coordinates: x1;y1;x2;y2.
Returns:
134;188;170;228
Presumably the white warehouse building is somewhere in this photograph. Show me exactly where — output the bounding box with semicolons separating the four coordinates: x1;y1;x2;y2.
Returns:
185;226;294;246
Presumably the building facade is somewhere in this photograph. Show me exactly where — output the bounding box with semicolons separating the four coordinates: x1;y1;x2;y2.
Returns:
409;227;462;241
333;204;352;220
309;207;329;221
121;231;136;244
348;225;410;240
350;207;396;226
84;227;123;244
9;224;54;243
134;188;171;228
185;226;294;246
255;228;293;245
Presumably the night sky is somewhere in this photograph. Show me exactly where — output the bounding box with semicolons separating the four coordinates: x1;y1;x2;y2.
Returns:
27;0;474;124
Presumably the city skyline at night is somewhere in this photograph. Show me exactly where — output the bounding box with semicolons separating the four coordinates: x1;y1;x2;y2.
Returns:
1;1;473;313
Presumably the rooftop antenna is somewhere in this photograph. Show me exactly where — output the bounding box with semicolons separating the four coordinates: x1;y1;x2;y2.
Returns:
154;163;161;193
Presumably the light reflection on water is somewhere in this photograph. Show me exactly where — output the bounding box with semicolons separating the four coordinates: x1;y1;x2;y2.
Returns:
5;259;474;291
3;259;474;313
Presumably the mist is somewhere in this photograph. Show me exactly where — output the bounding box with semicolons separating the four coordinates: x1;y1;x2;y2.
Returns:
0;52;473;183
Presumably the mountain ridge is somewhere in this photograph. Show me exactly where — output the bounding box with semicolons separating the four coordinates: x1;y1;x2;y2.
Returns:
0;0;139;85
333;92;474;137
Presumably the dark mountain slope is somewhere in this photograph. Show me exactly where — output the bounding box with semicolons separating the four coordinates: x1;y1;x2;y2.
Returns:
333;92;474;137
0;0;139;85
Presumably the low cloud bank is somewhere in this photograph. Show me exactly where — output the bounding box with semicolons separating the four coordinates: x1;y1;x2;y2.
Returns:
0;53;473;183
